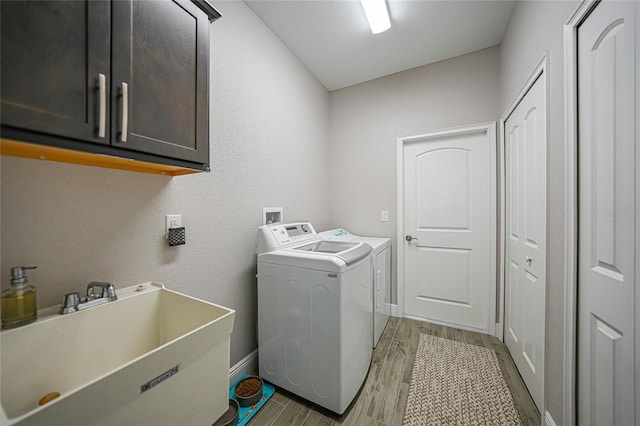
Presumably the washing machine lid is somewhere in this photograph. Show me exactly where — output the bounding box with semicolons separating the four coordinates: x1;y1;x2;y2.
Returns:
319;229;391;252
292;240;371;265
294;240;357;254
258;241;372;272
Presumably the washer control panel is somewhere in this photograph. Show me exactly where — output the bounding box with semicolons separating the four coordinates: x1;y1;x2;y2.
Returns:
258;221;318;253
270;222;317;245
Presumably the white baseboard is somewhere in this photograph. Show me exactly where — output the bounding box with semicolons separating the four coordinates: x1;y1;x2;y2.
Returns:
229;349;258;385
391;304;399;317
544;410;557;426
495;322;504;341
403;313;487;334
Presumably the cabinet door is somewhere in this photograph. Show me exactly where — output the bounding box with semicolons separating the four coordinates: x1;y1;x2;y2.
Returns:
1;1;111;144
111;0;209;164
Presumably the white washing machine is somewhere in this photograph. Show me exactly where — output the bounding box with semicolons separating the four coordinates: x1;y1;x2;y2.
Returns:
257;222;373;414
318;228;391;348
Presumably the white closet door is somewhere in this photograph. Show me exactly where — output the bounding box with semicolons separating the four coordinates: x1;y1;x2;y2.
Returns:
503;73;546;411
577;2;637;425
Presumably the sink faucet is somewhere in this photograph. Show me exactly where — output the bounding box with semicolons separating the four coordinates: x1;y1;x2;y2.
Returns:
59;282;118;315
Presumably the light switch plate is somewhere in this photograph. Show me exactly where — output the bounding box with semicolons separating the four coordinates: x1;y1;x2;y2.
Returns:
381;210;389;222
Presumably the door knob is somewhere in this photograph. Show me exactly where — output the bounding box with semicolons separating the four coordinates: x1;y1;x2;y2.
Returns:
405;235;418;242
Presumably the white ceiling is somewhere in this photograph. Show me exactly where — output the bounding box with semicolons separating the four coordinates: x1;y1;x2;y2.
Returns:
244;0;515;91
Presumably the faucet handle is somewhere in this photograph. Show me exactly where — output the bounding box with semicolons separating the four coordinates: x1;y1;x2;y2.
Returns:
105;283;117;301
59;292;80;314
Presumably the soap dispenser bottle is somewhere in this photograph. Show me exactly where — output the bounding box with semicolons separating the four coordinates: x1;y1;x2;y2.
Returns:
1;266;38;329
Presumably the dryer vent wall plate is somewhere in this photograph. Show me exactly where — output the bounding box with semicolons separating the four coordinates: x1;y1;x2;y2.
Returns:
262;207;283;225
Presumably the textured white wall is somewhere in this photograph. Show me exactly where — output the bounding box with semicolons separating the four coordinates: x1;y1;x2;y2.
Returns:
327;47;500;303
499;1;580;423
0;0;330;366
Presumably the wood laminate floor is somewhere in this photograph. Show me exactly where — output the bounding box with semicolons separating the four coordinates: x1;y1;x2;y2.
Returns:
249;317;540;426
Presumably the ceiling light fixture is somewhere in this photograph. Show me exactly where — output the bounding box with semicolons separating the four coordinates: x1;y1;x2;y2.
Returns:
360;0;390;34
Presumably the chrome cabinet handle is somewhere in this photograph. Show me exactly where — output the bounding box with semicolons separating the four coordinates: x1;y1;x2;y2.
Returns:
120;82;128;142
97;74;106;138
98;74;107;138
406;235;418;242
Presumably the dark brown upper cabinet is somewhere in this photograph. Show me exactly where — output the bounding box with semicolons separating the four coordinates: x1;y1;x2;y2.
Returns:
0;0;220;175
0;1;111;145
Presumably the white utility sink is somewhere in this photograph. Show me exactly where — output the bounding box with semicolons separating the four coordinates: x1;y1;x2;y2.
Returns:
0;282;235;426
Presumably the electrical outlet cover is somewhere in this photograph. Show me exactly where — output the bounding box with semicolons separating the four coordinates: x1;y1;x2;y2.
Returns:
165;215;182;237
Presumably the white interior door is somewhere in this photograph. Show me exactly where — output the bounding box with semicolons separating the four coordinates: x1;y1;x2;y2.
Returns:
503;72;546;412
403;124;496;332
577;2;637;425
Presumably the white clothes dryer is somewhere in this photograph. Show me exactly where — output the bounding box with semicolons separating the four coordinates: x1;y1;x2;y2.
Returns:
257;222;372;414
318;228;392;348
